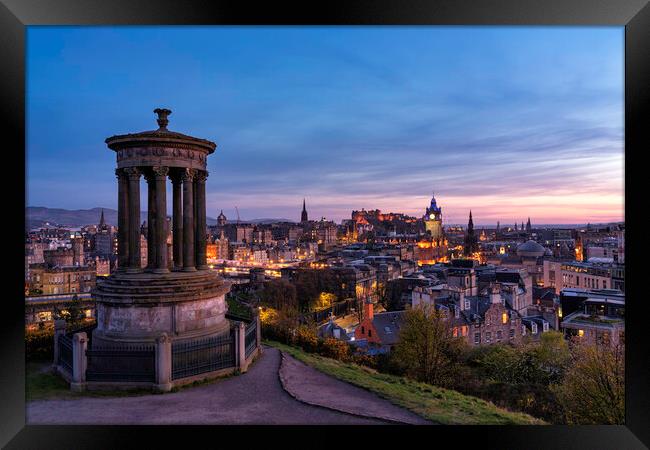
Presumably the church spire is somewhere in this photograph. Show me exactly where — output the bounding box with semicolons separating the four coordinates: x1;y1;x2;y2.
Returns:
464;210;478;256
301;198;308;222
99;208;106;228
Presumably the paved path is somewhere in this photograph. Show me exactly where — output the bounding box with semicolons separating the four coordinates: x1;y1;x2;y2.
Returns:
279;352;432;424
27;347;390;425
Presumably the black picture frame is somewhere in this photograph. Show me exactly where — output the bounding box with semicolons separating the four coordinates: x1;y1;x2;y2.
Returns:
2;0;648;448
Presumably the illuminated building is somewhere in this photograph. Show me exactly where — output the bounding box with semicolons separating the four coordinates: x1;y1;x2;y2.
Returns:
28;263;96;295
415;193;448;265
206;242;218;260
544;260;624;294
423;192;443;240
574;232;584;261
560;289;624;347
411;285;525;348
94;209;114;258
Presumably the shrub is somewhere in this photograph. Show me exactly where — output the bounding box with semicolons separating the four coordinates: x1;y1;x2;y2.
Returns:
25;320;96;362
319;338;350;361
293;325;319;353
26;327;54;362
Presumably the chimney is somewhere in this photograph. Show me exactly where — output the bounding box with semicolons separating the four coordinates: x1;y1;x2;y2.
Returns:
364;300;374;321
490;285;501;304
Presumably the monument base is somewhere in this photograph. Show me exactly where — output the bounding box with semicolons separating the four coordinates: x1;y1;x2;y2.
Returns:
91;270;232;347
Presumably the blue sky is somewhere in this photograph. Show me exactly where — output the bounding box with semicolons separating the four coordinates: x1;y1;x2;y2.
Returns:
26;26;624;225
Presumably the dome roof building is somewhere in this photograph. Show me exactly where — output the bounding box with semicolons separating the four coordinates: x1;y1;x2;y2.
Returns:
516;240;546;258
217;210;227;226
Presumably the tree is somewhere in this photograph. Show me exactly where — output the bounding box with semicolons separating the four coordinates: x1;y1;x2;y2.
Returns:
471;331;570;386
552;341;625;424
260;279;297;311
315;292;336;311
390;304;466;387
54;295;86;329
525;331;571;385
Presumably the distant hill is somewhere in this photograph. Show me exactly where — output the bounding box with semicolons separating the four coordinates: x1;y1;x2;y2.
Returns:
26;207;123;229
247;218;296;224
26;206;293;229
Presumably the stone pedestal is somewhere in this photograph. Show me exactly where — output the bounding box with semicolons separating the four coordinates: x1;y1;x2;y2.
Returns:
92;270;231;347
154;333;172;392
237;322;248;373
70;332;87;392
256;313;263;355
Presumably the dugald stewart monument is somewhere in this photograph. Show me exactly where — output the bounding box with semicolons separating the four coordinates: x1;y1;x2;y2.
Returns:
59;108;261;392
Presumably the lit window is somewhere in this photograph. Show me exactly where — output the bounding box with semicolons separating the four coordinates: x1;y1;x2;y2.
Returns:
502;312;508;324
578;329;584;337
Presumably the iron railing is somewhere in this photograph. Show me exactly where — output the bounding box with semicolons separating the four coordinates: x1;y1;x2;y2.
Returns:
86;344;156;382
57;334;73;375
245;319;257;358
171;331;236;380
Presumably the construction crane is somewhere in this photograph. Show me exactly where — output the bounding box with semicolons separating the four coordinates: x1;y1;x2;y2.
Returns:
235;206;240;224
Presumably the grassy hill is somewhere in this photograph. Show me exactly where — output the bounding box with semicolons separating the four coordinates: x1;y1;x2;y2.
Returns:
267;341;545;425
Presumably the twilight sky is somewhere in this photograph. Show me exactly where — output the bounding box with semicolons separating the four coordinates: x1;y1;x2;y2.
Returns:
26;26;624;225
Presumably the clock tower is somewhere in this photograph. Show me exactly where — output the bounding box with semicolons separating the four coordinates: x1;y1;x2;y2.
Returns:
423;191;443;240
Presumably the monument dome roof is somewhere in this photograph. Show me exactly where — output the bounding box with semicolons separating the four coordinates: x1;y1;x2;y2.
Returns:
105;108;216;153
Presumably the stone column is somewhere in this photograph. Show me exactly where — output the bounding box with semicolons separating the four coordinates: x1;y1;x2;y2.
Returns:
154;333;172;392
182;169;196;271
71;332;87;392
125;167;142;272
153;166;169;273
171;172;183;270
116;168;129;270
194;170;208;270
145;169;157;271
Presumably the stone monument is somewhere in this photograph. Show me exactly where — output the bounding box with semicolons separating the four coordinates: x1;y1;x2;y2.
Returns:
91;108;231;347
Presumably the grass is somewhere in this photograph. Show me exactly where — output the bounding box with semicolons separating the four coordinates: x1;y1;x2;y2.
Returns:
26;361;71;401
266;341;546;425
26;361;158;401
27;350;262;400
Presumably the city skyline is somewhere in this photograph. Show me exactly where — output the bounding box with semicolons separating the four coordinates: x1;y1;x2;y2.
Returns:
27;26;624;225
